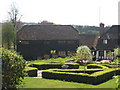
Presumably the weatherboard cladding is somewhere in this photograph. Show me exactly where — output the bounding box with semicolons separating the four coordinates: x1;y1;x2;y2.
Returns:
17;25;79;40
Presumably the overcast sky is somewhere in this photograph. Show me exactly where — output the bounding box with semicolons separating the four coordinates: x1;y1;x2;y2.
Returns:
0;0;119;26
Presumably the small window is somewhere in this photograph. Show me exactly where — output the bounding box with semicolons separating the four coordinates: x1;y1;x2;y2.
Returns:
103;40;107;44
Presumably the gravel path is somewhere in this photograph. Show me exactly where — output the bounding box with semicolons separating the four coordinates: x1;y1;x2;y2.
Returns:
34;70;43;78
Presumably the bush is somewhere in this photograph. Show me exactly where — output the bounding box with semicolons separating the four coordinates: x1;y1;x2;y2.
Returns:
114;58;120;65
100;62;110;64
114;75;120;89
1;48;26;89
61;64;69;69
101;64;117;68
54;69;103;74
74;60;84;65
25;67;38;77
76;46;92;61
87;64;109;69
111;62;116;65
42;68;120;85
87;61;95;64
28;57;76;64
42;69;92;84
28;62;79;70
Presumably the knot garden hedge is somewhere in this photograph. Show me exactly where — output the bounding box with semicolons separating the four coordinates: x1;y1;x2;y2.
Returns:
25;62;120;85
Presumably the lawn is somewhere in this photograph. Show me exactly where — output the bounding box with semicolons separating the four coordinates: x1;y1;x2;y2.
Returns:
19;77;117;89
27;57;76;65
24;57;119;89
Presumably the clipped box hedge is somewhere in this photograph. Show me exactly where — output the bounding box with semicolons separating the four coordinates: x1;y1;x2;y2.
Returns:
57;69;103;74
25;67;38;77
87;64;109;69
42;68;120;85
28;62;79;70
101;64;118;68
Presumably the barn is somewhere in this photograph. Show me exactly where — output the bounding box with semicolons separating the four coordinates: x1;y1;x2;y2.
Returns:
17;25;80;60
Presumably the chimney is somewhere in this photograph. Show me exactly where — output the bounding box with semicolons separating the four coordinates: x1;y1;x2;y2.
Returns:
99;23;104;37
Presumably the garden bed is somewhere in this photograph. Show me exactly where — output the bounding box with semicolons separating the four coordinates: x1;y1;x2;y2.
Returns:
57;69;103;74
28;62;79;70
25;67;38;77
87;64;109;69
42;68;120;85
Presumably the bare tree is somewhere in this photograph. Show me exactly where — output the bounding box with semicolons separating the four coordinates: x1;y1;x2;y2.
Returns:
8;2;23;30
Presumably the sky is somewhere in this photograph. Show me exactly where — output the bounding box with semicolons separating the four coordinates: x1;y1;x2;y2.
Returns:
0;0;119;26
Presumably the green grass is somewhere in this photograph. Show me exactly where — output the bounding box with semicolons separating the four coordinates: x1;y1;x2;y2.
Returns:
79;66;85;69
27;57;76;66
23;58;118;89
19;77;117;89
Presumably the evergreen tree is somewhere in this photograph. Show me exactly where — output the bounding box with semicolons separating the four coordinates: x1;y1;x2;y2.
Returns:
2;22;16;49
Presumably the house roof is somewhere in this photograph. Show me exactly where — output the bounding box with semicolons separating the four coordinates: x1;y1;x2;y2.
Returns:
100;25;120;39
17;25;80;40
96;25;120;50
79;34;99;49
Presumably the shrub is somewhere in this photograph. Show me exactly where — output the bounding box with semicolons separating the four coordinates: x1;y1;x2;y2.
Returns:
42;68;120;85
29;57;76;64
28;62;79;70
87;61;95;64
1;48;26;89
101;64;117;68
25;67;38;77
55;69;103;74
76;46;92;61
100;62;110;64
43;54;50;59
74;60;84;65
42;69;92;84
114;58;120;65
61;64;69;69
111;62;116;65
114;75;120;89
87;64;109;69
2;22;16;49
114;48;120;57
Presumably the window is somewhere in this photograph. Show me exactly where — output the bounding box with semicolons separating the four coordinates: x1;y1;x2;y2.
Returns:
103;40;107;44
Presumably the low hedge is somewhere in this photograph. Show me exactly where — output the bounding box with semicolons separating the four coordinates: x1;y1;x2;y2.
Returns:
42;68;120;85
25;67;38;77
28;62;79;70
87;64;109;69
57;69;103;74
101;64;118;68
